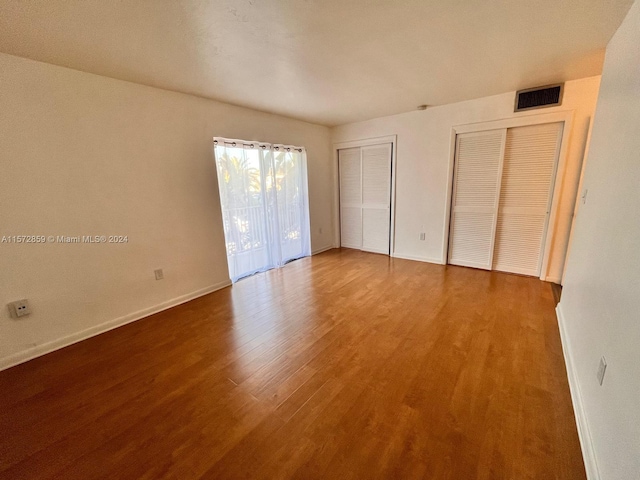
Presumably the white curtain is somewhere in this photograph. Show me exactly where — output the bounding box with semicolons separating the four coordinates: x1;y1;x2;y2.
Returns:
213;138;311;282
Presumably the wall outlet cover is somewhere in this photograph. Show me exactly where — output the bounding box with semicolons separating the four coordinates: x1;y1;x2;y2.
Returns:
8;299;31;318
154;269;164;280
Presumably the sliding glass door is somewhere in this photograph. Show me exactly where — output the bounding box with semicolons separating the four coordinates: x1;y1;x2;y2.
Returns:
214;139;311;282
273;147;310;264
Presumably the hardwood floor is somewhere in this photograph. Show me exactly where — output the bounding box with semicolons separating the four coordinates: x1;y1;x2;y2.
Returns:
0;249;585;479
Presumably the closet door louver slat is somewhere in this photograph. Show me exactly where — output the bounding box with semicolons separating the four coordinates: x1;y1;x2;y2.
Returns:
340;206;363;249
448;130;506;270
339;147;362;248
493;122;563;276
361;144;392;254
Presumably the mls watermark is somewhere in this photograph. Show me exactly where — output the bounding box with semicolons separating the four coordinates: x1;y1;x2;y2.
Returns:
1;235;129;244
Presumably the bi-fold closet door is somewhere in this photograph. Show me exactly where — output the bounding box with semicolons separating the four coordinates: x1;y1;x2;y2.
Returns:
339;143;392;254
448;122;563;277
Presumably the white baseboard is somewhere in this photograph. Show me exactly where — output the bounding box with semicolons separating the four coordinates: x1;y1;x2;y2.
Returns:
312;245;335;255
556;303;600;480
546;275;562;284
0;279;232;372
391;252;444;265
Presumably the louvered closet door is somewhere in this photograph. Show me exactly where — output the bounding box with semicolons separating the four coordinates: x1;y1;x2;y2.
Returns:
339;148;362;249
493;122;563;276
361;144;392;254
449;130;506;270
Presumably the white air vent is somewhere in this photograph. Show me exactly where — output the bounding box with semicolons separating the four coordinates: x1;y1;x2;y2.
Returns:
515;84;563;112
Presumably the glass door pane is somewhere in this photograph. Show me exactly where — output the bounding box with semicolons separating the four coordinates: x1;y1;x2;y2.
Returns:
215;143;274;281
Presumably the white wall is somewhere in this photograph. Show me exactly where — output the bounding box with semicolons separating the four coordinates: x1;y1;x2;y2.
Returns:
0;53;334;368
558;1;640;479
332;76;601;281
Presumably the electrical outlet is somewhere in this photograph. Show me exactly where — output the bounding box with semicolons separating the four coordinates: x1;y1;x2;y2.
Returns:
8;299;31;318
597;356;607;385
419;232;426;241
154;269;164;280
319;227;323;234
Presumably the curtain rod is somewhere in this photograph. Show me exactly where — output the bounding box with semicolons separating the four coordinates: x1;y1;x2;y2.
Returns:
213;137;304;152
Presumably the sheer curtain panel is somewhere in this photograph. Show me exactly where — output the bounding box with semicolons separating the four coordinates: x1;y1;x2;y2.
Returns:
214;138;311;282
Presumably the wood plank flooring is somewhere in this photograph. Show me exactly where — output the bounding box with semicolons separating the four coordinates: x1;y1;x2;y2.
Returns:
0;248;585;479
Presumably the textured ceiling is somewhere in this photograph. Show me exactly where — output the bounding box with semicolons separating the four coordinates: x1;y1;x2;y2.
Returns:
0;0;633;126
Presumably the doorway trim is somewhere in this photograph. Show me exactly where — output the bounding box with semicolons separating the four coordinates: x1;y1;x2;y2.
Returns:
442;111;574;281
333;135;398;255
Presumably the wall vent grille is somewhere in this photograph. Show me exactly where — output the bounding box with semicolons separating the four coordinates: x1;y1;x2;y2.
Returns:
515;84;563;112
